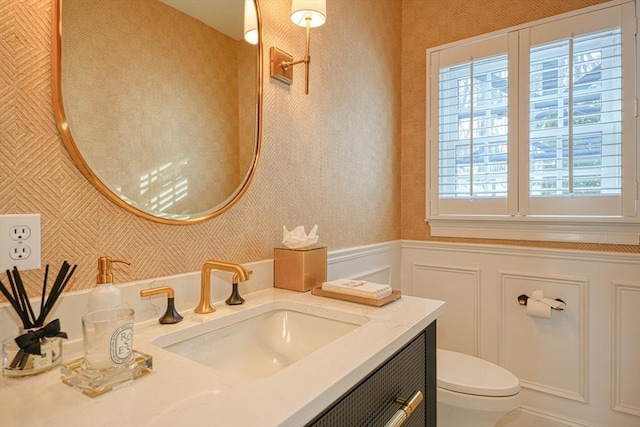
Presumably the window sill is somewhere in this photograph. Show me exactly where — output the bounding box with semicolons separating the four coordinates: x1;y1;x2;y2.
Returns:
427;216;640;245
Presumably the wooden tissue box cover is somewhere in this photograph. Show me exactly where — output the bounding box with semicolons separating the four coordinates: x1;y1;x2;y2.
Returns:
274;246;327;292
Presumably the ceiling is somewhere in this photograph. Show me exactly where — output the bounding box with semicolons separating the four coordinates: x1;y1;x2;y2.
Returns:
159;0;244;40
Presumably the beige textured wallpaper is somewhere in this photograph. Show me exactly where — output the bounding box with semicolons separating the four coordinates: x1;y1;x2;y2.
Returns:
400;0;640;253
0;0;401;297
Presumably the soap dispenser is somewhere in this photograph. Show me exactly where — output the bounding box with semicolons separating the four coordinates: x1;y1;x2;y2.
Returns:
87;256;131;312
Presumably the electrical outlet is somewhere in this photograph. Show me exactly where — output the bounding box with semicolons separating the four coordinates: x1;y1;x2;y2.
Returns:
0;214;41;271
10;245;32;260
9;225;32;241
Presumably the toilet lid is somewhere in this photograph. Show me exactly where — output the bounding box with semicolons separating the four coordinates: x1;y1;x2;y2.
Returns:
437;349;520;397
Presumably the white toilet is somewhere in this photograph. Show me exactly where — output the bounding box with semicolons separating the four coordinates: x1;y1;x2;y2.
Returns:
437;349;521;427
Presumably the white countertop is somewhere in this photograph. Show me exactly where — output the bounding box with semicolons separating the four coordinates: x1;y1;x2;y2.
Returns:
0;288;444;427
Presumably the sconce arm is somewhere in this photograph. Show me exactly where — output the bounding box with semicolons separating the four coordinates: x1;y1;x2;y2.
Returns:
271;15;314;94
281;57;308;70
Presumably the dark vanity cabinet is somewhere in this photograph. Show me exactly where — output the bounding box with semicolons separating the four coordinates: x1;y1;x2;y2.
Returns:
308;321;436;427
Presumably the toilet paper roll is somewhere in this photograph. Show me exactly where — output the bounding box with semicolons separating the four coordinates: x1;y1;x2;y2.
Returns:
527;299;552;319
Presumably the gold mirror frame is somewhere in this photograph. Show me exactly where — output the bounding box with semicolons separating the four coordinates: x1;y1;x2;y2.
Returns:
51;0;263;225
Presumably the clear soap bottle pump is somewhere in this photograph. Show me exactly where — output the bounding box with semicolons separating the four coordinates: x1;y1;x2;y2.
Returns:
87;256;131;312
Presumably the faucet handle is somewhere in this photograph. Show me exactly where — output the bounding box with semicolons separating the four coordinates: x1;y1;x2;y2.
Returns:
226;269;252;306
140;286;184;324
226;283;245;306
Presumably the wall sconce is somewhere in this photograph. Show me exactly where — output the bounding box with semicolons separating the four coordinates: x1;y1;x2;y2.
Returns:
244;0;258;45
270;0;326;94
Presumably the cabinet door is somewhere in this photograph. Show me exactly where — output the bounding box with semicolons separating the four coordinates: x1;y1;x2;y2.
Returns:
309;322;436;427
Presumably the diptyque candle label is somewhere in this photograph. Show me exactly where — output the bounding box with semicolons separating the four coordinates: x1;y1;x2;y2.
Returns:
109;322;133;366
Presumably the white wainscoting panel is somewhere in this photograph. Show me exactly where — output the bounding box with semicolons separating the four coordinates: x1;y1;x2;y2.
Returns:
402;240;640;427
411;263;480;355
327;241;401;288
612;282;640;416
352;265;392;284
500;271;588;402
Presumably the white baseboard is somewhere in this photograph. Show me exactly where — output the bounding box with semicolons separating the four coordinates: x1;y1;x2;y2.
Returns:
499;407;593;427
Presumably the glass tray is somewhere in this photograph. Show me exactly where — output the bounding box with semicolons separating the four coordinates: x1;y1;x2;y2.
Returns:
60;350;152;398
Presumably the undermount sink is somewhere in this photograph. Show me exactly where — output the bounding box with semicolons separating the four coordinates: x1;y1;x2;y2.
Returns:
152;301;368;380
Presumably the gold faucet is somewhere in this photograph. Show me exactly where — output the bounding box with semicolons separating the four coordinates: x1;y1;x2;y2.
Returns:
195;260;251;314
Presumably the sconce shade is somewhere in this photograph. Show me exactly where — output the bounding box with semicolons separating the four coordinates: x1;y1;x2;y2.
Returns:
271;0;326;94
290;0;326;28
244;0;258;45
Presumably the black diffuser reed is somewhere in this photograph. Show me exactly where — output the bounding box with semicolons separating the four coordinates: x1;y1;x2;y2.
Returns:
0;261;77;370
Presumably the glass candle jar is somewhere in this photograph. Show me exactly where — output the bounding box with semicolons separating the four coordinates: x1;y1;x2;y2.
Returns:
2;334;63;377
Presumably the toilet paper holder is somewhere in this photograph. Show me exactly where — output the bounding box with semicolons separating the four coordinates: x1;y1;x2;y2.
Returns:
518;294;566;311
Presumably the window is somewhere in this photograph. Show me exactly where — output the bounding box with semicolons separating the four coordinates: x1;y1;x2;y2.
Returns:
427;1;639;244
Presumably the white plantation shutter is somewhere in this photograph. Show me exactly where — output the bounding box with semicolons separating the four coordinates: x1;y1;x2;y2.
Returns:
429;33;518;216
438;55;509;199
427;1;639;243
521;5;633;216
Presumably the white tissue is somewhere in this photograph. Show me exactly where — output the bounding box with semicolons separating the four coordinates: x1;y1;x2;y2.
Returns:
526;300;552;319
527;290;565;318
531;290;566;309
282;224;319;249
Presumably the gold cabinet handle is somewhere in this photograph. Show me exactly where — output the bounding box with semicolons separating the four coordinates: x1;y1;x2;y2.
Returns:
383;390;424;427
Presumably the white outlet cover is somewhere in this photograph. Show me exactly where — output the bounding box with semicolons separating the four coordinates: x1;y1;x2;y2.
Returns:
0;214;42;271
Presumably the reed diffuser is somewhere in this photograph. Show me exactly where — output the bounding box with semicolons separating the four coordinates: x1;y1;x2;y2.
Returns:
1;261;76;376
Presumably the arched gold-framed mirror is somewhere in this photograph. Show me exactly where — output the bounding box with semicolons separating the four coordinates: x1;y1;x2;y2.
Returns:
52;0;262;224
